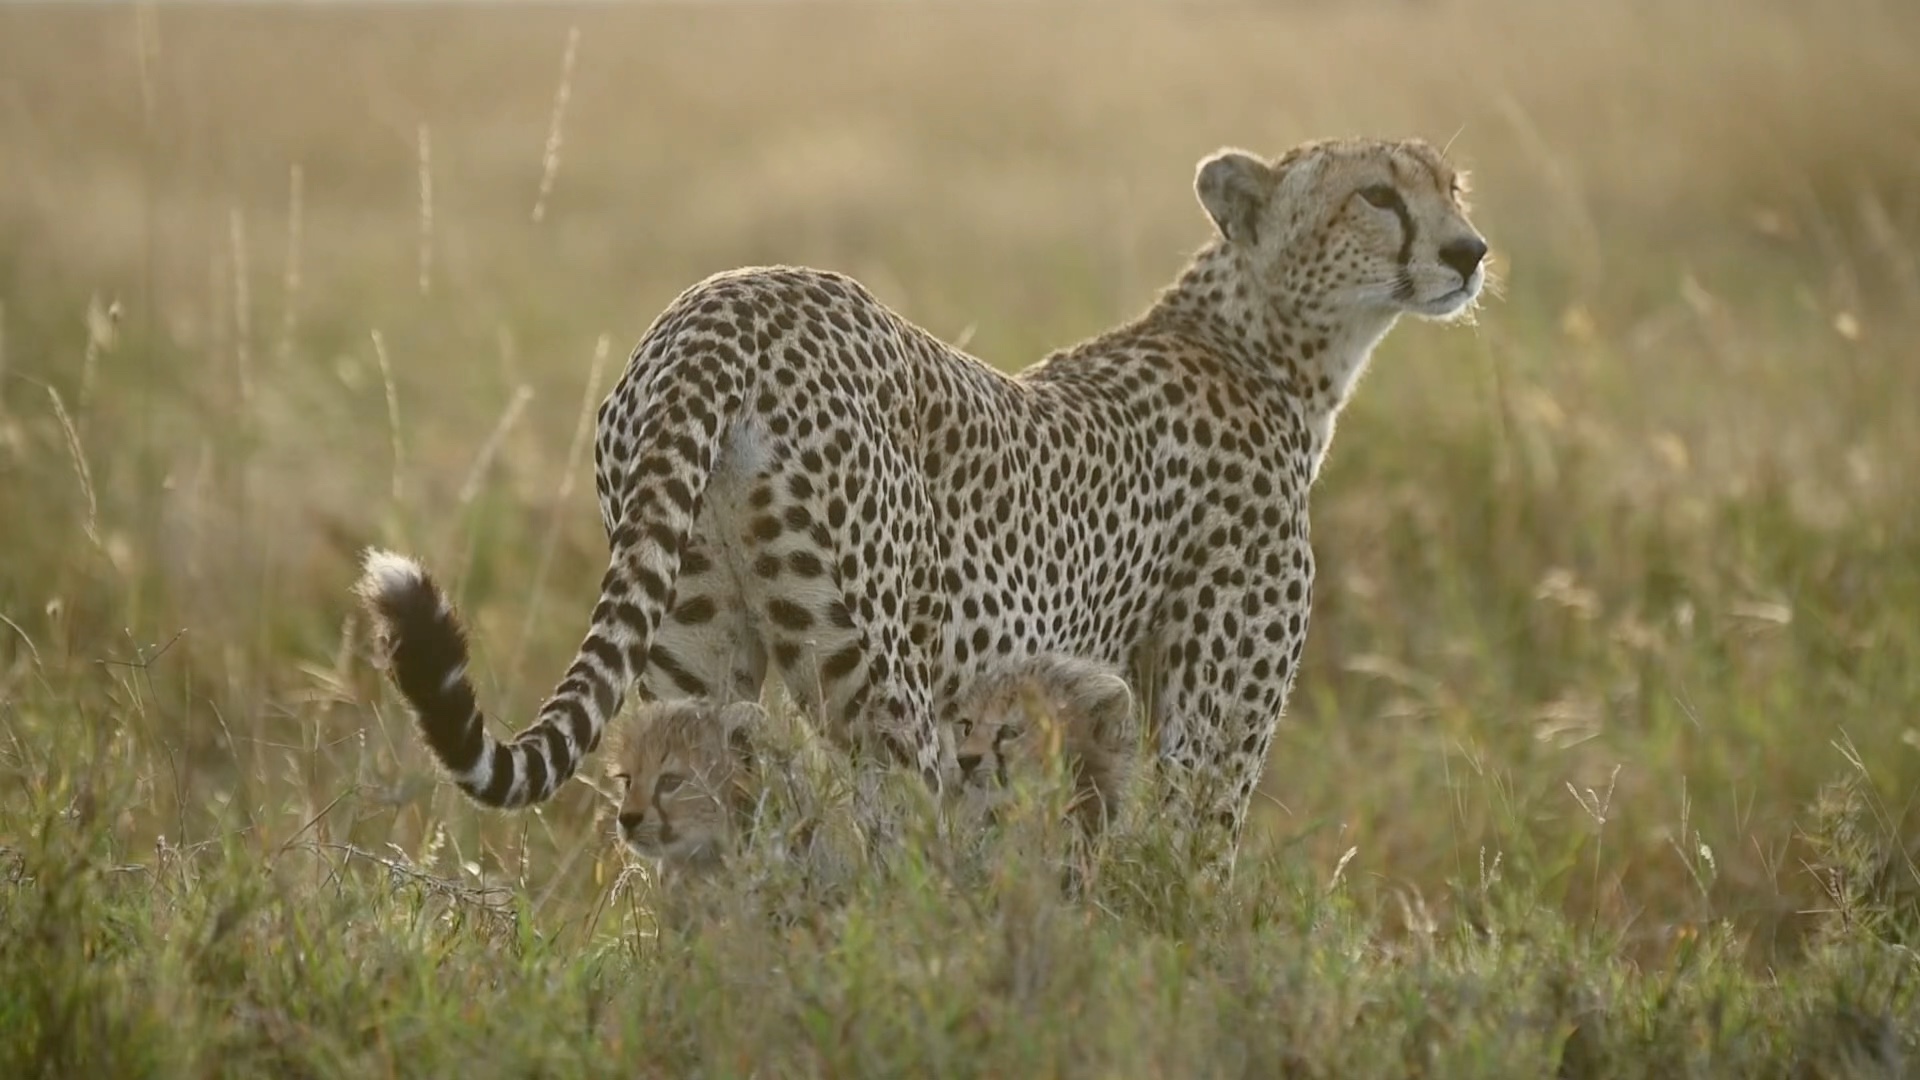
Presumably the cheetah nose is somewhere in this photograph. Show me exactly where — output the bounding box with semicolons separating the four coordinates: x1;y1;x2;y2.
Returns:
1440;237;1488;281
617;811;644;833
957;752;982;779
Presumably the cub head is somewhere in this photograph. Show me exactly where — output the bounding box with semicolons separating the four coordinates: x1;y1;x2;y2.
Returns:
1195;136;1488;321
953;655;1136;793
609;700;764;867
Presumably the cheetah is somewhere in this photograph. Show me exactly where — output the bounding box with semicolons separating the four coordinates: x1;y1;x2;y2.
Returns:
610;697;872;905
607;698;766;877
952;653;1140;836
355;135;1488;875
610;656;1136;872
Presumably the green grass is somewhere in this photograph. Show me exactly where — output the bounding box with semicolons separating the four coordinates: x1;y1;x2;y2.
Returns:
3;758;1917;1077
4;0;1920;1075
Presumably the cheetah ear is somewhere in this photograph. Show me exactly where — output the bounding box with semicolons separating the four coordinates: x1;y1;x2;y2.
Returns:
1196;149;1276;246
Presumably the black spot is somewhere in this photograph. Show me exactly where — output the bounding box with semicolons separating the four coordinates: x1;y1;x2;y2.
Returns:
670;596;716;625
821;644;862;682
768;598;814;631
647;644;709;696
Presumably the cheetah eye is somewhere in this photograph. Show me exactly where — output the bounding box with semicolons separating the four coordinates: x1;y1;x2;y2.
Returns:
611;771;632;790
654;772;686;797
1359;184;1401;210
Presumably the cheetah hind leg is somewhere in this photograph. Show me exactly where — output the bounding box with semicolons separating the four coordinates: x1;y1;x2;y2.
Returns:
637;521;768;708
732;447;946;856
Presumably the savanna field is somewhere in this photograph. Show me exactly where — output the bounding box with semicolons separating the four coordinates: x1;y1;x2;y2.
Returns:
3;0;1919;1075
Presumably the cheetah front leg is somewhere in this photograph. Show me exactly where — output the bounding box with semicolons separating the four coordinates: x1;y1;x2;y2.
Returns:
1147;546;1312;882
1149;659;1295;883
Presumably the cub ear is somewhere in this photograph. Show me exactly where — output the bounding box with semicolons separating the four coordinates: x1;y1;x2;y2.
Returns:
717;701;767;762
1081;673;1136;741
1195;149;1276;245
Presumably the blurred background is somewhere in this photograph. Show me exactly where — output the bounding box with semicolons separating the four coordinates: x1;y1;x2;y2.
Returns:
2;0;1917;962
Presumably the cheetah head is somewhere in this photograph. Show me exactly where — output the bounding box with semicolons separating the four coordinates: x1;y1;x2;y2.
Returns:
610;699;763;868
1196;136;1488;322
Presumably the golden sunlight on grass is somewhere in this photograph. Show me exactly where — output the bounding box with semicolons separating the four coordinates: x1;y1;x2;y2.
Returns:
2;2;1918;1073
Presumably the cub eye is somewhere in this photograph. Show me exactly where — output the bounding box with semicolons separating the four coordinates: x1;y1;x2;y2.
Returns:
611;771;631;790
1359;184;1400;209
992;726;1012;749
654;773;686;797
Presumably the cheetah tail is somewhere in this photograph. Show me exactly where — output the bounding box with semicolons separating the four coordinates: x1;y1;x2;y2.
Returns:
354;550;566;807
355;353;746;808
358;540;675;809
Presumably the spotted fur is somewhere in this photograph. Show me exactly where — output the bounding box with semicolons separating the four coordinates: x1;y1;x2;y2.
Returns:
355;136;1487;871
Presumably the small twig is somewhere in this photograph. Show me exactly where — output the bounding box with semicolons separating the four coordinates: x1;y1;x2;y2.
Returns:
312;840;517;913
272;785;359;859
228;732;361;754
93;628;184;670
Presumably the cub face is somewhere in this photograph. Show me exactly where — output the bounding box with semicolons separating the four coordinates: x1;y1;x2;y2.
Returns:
951;654;1138;828
610;700;764;868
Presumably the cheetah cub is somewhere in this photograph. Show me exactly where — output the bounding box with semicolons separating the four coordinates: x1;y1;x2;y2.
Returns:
609;699;765;880
952;654;1141;835
609;697;862;899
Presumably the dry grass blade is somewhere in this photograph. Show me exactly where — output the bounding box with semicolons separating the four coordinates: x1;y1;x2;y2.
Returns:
416;123;433;298
456;384;535;506
509;334;610;690
230;208;252;406
370;328;404;505
530;25;579;225
0;612;41;671
278;163;304;364
45;385;101;551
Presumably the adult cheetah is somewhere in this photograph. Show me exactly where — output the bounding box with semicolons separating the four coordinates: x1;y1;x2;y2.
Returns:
356;135;1488;874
